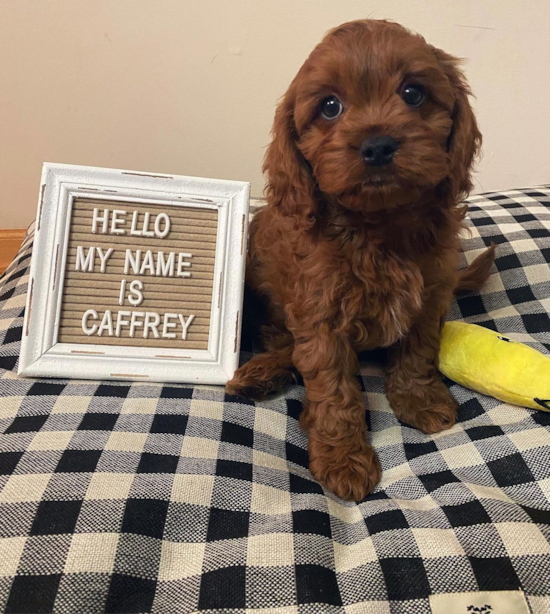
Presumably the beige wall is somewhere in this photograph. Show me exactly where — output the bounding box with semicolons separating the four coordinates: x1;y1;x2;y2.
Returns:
1;0;549;228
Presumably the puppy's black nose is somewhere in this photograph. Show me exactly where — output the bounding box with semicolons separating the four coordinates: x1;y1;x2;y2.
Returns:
360;136;399;166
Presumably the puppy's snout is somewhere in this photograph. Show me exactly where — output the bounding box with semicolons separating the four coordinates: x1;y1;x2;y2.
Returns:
360;136;399;166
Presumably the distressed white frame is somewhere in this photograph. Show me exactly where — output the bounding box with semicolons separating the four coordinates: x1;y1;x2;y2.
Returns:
19;163;250;384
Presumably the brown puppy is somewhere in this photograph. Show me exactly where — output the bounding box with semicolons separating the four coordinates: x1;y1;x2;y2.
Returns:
227;19;495;500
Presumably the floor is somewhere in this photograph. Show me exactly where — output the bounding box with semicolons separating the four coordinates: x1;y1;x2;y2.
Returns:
0;230;26;275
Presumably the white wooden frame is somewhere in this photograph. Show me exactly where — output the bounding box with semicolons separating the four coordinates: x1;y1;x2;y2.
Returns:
18;163;250;384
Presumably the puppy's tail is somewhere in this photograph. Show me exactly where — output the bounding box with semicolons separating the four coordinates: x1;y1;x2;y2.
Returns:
456;244;496;293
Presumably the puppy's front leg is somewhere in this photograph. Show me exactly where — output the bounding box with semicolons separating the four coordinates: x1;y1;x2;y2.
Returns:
292;325;380;500
386;284;458;433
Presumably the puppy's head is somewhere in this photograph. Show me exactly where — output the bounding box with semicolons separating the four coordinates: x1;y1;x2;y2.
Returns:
265;20;481;223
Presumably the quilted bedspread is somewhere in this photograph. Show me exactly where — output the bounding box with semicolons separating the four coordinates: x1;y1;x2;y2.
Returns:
1;188;550;613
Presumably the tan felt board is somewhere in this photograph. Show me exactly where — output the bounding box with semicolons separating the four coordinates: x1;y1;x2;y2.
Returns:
57;198;218;349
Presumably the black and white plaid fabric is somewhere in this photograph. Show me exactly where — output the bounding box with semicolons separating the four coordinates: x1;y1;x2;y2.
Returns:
1;188;549;614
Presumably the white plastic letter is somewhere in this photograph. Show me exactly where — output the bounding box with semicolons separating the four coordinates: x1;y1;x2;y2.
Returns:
97;310;114;336
115;311;131;336
140;250;155;275
177;253;192;278
162;313;177;339
178;314;195;340
128;280;144;307
129;311;145;337
110;210;126;235
142;212;154;237
75;246;95;272
119;279;126;305
96;247;114;273
143;312;161;338
154;213;170;238
156;251;175;277
130;211;142;236
124;250;141;275
92;208;109;234
82;309;98;335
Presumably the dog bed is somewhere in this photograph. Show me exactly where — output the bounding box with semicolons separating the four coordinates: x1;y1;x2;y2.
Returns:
1;187;549;613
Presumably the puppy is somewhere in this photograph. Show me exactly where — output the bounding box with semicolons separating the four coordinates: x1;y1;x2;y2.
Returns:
227;19;495;500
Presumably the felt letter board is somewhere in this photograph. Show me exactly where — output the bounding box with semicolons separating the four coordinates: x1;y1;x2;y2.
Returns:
19;164;250;384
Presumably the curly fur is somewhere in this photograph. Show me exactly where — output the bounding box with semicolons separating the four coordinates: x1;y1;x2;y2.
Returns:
227;19;494;500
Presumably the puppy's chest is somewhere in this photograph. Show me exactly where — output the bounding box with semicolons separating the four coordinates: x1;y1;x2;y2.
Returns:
342;246;424;347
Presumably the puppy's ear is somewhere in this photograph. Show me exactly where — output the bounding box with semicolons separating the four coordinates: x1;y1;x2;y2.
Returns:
432;47;482;202
263;89;317;230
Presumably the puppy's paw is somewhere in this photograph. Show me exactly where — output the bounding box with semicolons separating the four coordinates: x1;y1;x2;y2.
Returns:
410;402;457;434
387;380;458;434
226;356;294;400
309;438;381;501
225;369;271;400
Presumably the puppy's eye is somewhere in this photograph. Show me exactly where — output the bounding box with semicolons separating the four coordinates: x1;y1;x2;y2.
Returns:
320;96;343;120
401;84;426;108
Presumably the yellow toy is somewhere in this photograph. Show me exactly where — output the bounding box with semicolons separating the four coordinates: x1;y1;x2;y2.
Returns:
439;321;550;412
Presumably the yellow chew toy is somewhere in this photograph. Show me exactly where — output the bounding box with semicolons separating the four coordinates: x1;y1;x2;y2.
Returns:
439;321;550;412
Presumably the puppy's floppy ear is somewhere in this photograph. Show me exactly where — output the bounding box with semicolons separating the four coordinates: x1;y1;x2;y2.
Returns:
263;88;317;230
431;47;482;203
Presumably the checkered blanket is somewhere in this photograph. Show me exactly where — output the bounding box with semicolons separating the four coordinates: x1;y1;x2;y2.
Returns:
1;188;550;614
